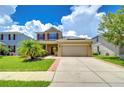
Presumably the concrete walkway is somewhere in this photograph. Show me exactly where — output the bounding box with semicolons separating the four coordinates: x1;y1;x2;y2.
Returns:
0;56;59;82
50;57;124;87
0;72;54;81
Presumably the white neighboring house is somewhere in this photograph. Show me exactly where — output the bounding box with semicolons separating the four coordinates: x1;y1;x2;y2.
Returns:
92;35;124;59
0;30;34;54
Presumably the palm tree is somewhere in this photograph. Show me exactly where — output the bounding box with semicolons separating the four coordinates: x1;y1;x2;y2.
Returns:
17;40;46;60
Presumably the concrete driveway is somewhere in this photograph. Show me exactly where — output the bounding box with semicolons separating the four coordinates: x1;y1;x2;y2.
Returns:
50;57;124;87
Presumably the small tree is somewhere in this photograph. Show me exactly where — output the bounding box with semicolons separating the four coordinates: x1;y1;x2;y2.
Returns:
17;40;46;60
98;6;124;48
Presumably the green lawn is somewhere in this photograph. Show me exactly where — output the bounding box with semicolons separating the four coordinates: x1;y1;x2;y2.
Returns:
0;80;50;87
94;55;124;67
0;56;54;71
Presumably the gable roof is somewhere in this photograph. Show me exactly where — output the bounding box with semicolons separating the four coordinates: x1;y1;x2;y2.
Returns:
35;27;61;34
0;30;35;39
0;42;7;45
44;27;61;33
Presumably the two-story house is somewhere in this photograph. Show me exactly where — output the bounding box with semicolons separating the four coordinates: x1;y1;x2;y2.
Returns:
36;27;62;55
0;31;33;53
36;27;92;57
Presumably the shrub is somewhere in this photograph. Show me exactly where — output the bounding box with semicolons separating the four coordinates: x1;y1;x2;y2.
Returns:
42;50;48;57
0;44;9;55
17;40;46;60
93;52;99;55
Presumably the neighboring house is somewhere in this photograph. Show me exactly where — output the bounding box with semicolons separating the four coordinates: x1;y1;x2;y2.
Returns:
36;27;92;57
0;31;33;53
92;35;124;58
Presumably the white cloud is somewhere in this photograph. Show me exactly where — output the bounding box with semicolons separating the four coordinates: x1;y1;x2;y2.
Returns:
25;20;42;32
0;5;17;15
78;35;91;39
0;15;13;26
25;20;58;32
24;6;105;39
0;5;105;39
4;25;36;39
63;30;76;37
63;30;91;39
0;5;17;31
9;20;58;39
23;20;61;39
61;5;104;38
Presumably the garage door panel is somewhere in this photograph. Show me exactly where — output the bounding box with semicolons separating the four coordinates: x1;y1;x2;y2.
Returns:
62;45;88;57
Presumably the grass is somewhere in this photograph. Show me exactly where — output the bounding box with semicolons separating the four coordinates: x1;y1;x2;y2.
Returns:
94;55;124;67
0;56;54;71
0;80;50;87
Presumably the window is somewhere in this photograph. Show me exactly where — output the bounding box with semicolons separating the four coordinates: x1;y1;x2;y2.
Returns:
48;32;57;40
13;34;16;40
37;33;44;40
13;45;16;52
8;34;16;40
37;34;39;40
0;34;3;40
8;34;11;40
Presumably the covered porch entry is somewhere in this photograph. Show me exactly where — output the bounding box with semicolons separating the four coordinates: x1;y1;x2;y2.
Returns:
40;41;58;55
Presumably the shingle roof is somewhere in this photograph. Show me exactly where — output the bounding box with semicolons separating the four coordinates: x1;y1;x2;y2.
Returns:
0;42;7;45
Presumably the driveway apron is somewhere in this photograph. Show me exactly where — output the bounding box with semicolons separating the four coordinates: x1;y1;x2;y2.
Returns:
50;57;124;87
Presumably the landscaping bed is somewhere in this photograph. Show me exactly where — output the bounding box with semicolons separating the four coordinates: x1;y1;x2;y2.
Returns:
94;55;124;67
0;56;54;71
0;80;50;87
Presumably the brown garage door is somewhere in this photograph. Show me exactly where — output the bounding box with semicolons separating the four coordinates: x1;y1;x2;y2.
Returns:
62;45;88;57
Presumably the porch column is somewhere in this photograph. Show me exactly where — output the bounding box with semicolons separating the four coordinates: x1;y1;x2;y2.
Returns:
45;32;48;40
58;43;61;56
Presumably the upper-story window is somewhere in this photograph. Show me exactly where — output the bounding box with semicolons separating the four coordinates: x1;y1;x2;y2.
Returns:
48;32;57;40
13;34;16;40
0;34;4;40
8;34;16;40
37;33;44;40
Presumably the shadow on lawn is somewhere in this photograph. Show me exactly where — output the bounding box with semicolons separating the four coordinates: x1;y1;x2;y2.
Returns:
22;57;42;62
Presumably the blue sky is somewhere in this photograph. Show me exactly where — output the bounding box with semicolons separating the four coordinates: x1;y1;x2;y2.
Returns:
0;5;121;39
11;5;72;25
11;5;120;26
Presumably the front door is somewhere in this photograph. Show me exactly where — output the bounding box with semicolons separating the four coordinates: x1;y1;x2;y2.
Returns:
51;47;54;55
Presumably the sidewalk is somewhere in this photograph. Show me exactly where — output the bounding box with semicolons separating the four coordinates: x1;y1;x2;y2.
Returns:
0;71;54;81
0;56;60;82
